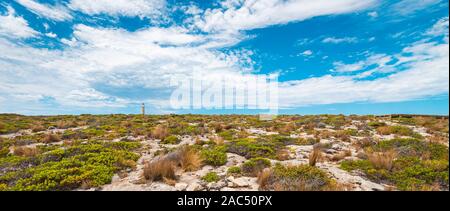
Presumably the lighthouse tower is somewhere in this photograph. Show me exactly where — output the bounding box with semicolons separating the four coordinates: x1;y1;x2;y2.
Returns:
141;103;145;116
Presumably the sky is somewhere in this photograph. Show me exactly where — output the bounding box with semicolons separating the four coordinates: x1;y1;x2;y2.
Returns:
0;0;448;115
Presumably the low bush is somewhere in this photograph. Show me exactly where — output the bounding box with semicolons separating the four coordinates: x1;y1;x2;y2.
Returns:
367;121;386;128
202;172;220;183
377;125;422;138
241;157;271;176
0;142;140;191
227;166;241;175
226;138;278;159
201;146;227;166
340;138;449;190
258;164;339;191
161;135;181;145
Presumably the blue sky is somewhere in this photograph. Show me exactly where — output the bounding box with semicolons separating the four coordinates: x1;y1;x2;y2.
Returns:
0;0;448;115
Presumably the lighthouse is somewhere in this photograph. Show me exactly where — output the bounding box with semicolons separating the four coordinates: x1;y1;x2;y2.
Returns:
141;103;145;116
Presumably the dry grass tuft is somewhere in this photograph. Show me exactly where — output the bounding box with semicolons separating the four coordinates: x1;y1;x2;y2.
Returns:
276;149;291;161
13;146;39;157
56;120;75;129
31;123;45;132
150;125;169;140
143;158;177;181
257;168;272;189
330;150;352;162
309;146;322;167
367;150;397;170
163;177;177;186
177;146;203;171
42;134;61;143
212;136;224;145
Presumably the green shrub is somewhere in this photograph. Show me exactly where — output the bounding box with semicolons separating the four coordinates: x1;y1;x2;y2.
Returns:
340;138;449;190
343;129;358;136
202;172;220;183
227;166;241;175
377;125;422;138
226;138;277;159
260;164;337;191
218;130;234;140
0;147;9;158
0;141;140;191
201;147;227;166
241;157;271;176
368;121;386;127
297;138;319;145
161;135;181;145
377;138;448;160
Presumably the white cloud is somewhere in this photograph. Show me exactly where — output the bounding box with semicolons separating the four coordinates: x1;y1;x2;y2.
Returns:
0;22;256;112
0;6;38;39
426;16;449;39
16;0;72;21
279;41;449;107
367;11;378;18
322;37;358;44
301;50;313;56
0;1;448;114
68;0;166;18
45;32;57;38
333;54;393;73
194;0;376;32
332;61;365;73
391;0;443;15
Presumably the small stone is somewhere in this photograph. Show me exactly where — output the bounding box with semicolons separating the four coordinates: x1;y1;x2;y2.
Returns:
186;182;202;191
175;183;188;191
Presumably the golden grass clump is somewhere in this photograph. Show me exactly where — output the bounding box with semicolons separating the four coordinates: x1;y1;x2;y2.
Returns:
31;123;45;132
177;146;203;172
309;146;322;167
276;149;291;161
212;136;224;145
151;125;169;140
42;133;61;143
56;120;76;129
257;168;272;189
367;150;397;170
330;150;352;162
143;158;177;182
13;146;39;157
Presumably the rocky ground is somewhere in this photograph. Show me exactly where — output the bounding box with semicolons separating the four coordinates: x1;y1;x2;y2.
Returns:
0;114;448;191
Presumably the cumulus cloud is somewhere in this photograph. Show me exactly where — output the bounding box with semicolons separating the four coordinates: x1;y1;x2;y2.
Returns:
0;22;256;113
68;0;166;19
193;0;376;32
16;0;72;21
0;1;448;114
426;16;449;40
279;41;449;107
0;6;38;39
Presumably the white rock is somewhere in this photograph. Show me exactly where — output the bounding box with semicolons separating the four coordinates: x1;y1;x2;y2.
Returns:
175;183;188;191
186;182;203;191
227;176;257;188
